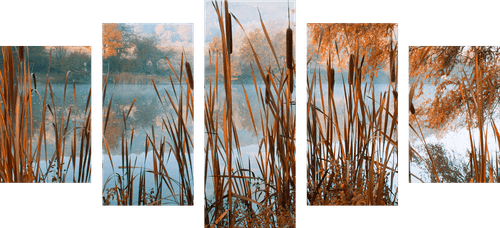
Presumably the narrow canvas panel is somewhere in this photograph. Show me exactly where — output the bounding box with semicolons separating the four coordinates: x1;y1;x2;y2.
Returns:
307;23;398;205
409;46;500;184
102;23;194;205
204;1;296;226
0;46;92;183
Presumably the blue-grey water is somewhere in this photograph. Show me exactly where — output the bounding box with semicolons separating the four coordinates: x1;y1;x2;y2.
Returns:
204;82;296;201
24;81;91;183
102;82;193;205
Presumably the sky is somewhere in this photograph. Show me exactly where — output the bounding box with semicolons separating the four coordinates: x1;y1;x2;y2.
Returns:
204;1;296;45
39;46;91;54
127;23;194;49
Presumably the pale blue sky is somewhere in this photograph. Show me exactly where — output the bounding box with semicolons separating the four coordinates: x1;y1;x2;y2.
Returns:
205;1;296;44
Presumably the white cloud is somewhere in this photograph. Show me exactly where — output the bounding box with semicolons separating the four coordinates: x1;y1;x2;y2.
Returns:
157;24;193;48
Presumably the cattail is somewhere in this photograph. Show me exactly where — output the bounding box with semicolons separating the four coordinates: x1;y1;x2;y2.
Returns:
408;91;415;114
228;16;232;54
225;0;232;54
410;103;415;114
328;67;335;93
390;48;396;83
266;74;270;104
392;90;398;100
19;46;24;61
348;54;354;85
185;62;193;90
286;27;293;70
32;73;37;90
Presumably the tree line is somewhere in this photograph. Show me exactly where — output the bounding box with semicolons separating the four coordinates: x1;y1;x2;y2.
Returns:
205;22;292;83
103;23;179;75
0;46;91;83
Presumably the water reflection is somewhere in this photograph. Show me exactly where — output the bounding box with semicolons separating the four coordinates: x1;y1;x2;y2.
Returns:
31;81;91;159
103;83;193;155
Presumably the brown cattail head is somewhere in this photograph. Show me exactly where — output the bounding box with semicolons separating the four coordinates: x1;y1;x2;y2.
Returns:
266;74;270;104
328;67;335;93
348;54;354;85
392;90;398;100
286;27;293;70
225;0;232;55
224;1;233;54
409;79;417;114
410;103;415;115
185;62;193;90
19;46;24;61
390;46;396;83
32;73;37;90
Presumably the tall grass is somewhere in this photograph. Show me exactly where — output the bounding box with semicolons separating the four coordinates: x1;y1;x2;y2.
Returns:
102;51;194;205
0;46;91;183
204;1;295;227
409;47;500;183
306;35;398;205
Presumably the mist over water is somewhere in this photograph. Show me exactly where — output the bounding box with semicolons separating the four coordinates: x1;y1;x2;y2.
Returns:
102;83;193;155
102;82;193;204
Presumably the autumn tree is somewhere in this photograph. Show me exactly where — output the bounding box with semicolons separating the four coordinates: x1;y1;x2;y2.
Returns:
206;36;223;74
409;46;500;130
237;27;287;77
207;36;242;80
104;24;138;73
308;23;397;80
114;24;135;57
131;35;177;75
239;28;267;65
103;23;123;59
208;36;223;54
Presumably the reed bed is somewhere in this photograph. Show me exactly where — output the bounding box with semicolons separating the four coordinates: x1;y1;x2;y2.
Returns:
409;46;500;183
102;52;194;205
0;46;91;183
306;34;398;205
204;1;295;227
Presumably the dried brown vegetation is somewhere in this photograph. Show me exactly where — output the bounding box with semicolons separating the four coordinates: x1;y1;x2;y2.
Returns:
102;52;194;205
307;24;398;205
409;46;500;183
0;46;91;183
205;1;295;227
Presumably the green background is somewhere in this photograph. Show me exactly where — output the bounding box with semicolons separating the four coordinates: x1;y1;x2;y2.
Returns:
0;0;500;227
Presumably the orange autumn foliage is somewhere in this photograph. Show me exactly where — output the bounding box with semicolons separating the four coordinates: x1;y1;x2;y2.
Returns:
308;23;397;80
103;23;123;59
409;46;500;130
